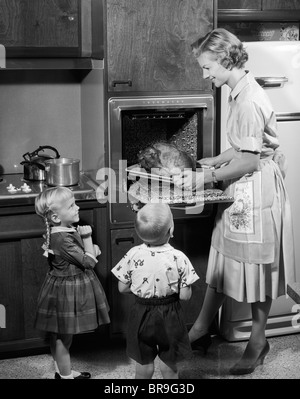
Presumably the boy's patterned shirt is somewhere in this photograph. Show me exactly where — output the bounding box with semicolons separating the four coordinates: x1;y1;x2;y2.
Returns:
111;243;199;298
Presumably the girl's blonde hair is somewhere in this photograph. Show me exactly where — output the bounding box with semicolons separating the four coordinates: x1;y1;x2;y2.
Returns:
191;28;248;70
35;187;74;256
135;203;173;245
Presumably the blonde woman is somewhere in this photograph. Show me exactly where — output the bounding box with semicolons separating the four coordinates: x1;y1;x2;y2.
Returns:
174;28;295;375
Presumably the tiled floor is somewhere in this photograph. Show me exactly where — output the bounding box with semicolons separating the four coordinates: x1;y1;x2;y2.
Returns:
0;333;300;379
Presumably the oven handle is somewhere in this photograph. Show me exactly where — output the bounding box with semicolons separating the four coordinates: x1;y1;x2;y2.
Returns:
115;237;135;245
112;102;209;119
112;80;132;87
276;112;300;122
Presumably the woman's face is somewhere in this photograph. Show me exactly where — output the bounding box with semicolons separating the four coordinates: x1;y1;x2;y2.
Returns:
197;51;230;88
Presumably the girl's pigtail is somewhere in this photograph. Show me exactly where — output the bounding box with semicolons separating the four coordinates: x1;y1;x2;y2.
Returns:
42;216;54;257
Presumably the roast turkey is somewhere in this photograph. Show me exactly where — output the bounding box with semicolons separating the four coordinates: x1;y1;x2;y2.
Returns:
137;142;196;177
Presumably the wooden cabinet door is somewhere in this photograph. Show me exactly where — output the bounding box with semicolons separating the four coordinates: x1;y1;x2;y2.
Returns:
110;229;142;336
170;218;214;328
218;0;262;9
262;0;300;9
106;0;214;93
0;242;24;343
21;238;49;339
0;0;93;57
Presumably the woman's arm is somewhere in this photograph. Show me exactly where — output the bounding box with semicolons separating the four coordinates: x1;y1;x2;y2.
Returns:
174;151;260;190
199;148;235;169
206;151;260;184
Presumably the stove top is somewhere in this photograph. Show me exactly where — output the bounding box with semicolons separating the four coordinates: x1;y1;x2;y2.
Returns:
0;173;96;203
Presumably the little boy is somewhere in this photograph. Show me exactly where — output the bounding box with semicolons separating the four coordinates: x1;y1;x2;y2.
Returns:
111;203;199;379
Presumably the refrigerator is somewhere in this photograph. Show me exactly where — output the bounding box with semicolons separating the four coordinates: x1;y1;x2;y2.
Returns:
219;41;300;341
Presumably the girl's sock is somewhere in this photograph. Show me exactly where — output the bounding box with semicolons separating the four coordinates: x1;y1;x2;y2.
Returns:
55;361;75;379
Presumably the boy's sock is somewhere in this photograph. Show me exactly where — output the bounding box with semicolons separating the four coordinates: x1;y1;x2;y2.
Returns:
72;370;81;378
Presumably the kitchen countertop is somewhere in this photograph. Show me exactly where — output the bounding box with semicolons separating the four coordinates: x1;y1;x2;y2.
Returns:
0;173;98;207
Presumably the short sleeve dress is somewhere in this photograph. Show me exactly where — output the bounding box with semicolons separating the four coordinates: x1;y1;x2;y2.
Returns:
34;226;110;334
206;72;296;303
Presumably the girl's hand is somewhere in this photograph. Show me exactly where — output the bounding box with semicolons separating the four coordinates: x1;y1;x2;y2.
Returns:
77;225;92;238
93;244;101;257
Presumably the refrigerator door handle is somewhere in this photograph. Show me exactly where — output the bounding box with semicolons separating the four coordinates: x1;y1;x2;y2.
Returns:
255;77;288;88
276;112;300;122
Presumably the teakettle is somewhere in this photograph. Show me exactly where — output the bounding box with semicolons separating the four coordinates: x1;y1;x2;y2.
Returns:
20;145;60;181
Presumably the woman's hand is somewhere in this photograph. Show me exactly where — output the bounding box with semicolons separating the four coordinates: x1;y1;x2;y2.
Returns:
198;155;226;169
199;149;234;170
173;167;218;190
173;169;205;191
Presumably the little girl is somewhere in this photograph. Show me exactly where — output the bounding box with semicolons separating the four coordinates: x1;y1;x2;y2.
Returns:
34;187;110;379
112;203;199;379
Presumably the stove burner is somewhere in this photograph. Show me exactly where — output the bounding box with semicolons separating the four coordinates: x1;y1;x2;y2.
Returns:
0;173;96;203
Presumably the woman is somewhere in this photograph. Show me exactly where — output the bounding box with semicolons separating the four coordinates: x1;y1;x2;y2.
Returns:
174;28;295;375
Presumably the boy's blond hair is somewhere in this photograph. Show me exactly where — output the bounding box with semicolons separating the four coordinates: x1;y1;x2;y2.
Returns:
135;203;173;245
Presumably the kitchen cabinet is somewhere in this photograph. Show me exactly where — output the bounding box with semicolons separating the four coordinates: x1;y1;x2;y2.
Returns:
263;0;300;9
0;201;109;355
0;0;103;59
105;0;215;93
218;0;262;9
218;0;300;21
109;216;215;338
109;228;142;336
218;0;300;10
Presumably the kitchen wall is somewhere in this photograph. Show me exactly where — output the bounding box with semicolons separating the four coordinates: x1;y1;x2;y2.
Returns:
81;68;105;181
0;68;105;177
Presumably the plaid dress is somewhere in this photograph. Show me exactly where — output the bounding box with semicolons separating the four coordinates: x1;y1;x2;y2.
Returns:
34;227;110;334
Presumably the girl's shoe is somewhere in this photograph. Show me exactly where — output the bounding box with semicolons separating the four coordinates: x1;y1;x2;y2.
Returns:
229;340;270;375
190;333;212;354
55;371;91;379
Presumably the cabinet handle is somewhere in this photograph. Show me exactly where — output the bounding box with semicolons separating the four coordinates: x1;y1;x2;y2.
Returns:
112;80;132;87
115;237;134;245
61;14;76;21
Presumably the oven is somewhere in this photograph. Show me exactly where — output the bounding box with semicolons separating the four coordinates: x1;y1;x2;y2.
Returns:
103;94;215;225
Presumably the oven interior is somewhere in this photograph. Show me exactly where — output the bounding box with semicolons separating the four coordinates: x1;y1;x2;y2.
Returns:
108;95;215;224
122;108;203;169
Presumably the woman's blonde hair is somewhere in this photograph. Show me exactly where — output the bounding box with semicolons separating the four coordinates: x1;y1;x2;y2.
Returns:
191;28;248;70
135;203;173;245
35;187;74;256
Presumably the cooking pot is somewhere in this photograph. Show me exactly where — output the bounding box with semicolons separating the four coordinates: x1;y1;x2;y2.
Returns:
45;158;80;187
21;145;60;181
